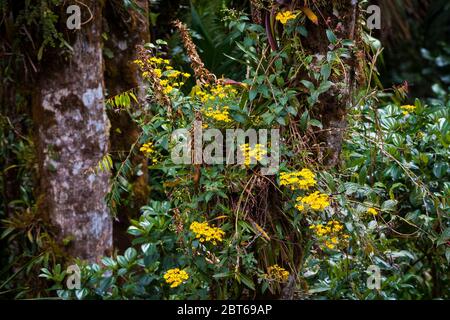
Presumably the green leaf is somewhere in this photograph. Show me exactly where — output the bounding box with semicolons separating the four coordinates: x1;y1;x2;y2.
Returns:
276;117;286;126
286;105;297;116
309;286;330;294
239;273;255;291
117;255;128;268
437;227;450;246
261;281;269;294
296;26;308;37
326;29;338;44
317;81;333;94
381;200;398;212
0;227;15;240
232;113;246;123
320;64;331;80
300;80;315;91
433;162;448;179
127;226;142;236
124;247;137;262
309;119;323;129
37;44;44;61
213;271;233;279
75;288;89;300
299;110;310;131
389;183;406;199
368;220;378;230
101;257;117;268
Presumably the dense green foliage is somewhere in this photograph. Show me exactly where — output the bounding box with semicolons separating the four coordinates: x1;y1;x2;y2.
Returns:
41;8;449;300
1;0;449;300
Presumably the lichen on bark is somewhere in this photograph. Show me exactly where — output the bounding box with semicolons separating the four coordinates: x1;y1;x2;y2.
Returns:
33;1;112;262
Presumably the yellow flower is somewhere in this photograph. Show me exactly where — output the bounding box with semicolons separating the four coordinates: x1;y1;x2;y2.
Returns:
310;220;348;251
163;268;189;288
195;83;238;104
239;143;267;166
133;59;144;68
149;57;163;64
295;191;330;211
325;242;335;250
280;169;317;190
190;221;225;245
163;85;174;94
203;106;233;123
154;68;162;78
140;142;159;164
167;70;181;78
275;11;298;25
140;142;155;155
265;264;290;283
367;207;378;216
400;105;416;116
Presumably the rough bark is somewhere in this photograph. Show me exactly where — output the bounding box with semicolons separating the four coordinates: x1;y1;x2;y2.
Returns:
32;1;112;261
104;0;150;251
303;0;360;168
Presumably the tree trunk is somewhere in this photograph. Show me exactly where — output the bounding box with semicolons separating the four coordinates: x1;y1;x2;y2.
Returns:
303;0;361;168
104;0;150;251
33;1;112;262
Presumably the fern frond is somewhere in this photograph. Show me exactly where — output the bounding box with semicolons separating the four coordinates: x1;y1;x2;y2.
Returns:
96;154;114;173
106;89;139;111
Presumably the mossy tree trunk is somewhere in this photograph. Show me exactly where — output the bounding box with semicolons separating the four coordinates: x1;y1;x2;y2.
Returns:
303;0;361;168
33;1;112;262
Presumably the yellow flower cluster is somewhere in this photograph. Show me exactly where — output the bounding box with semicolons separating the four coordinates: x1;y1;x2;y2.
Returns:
239;144;267;166
190;221;225;245
133;56;190;95
203;106;232;123
367;207;378;216
140;142;154;154
275;10;298;24
401;105;416;116
310;220;349;250
265;264;290;283
280;169;317;190
295;191;330;211
140;142;158;164
196;83;239;124
163;268;189;288
195;83;238;103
